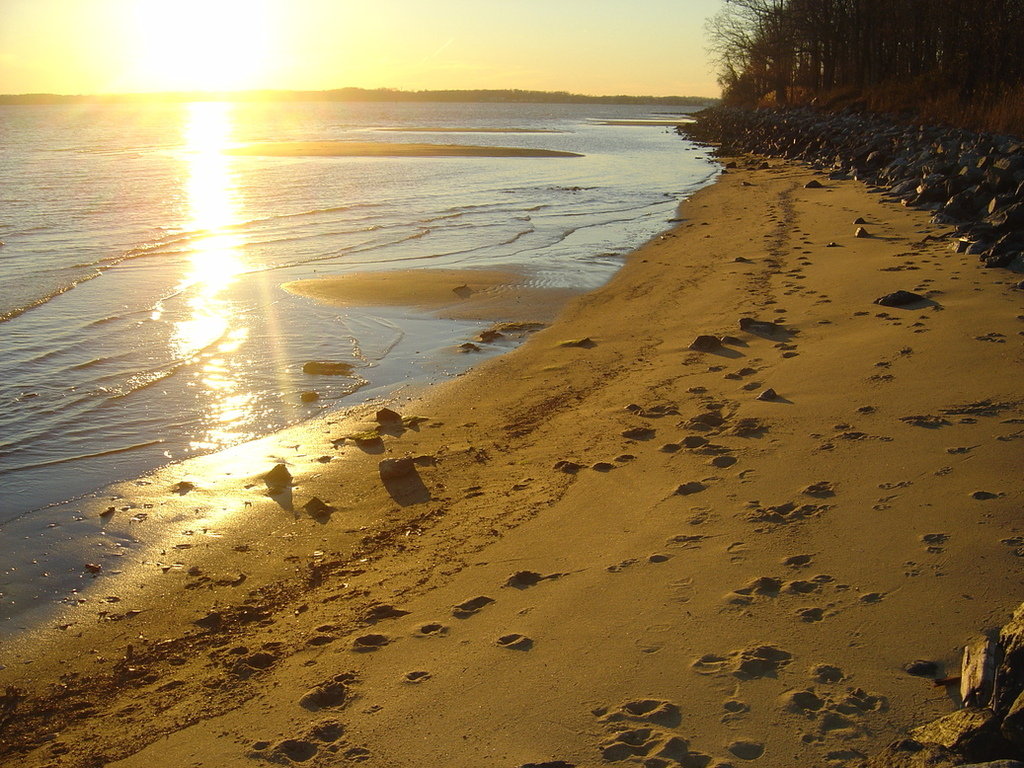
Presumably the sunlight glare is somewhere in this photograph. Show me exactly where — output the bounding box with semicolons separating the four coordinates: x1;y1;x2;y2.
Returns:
131;0;274;92
171;101;255;451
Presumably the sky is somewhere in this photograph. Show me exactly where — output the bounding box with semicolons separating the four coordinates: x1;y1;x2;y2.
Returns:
0;0;724;97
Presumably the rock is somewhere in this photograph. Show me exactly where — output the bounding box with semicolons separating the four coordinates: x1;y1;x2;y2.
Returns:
459;342;481;352
905;660;940;677
875;290;926;307
910;709;1003;762
1001;689;1024;748
171;481;195;494
302;361;353;375
378;458;415;481
299;391;319;403
505;571;545;588
757;388;779;401
866;738;961;768
560;337;595;348
84;563;102;574
856;226;870;238
375;408;402;423
263;463;292;490
689;335;722;352
854;217;868;224
675;482;706;495
739;317;786;336
478;329;504;343
804;179;823;188
302;497;334;519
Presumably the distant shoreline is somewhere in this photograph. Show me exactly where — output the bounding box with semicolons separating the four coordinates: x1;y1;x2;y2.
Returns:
0;86;718;107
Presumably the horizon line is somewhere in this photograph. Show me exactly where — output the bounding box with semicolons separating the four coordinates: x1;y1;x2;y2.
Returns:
0;85;720;104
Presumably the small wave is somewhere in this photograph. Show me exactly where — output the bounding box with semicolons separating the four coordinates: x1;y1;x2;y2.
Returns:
0;439;165;476
0;270;99;324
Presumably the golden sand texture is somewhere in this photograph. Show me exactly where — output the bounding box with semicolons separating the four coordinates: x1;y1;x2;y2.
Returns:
225;140;582;158
5;160;1024;768
284;268;585;323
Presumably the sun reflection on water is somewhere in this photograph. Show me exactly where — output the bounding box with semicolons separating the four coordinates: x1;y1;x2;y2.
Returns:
173;101;255;451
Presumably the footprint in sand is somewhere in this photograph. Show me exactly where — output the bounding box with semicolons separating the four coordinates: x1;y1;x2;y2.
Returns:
596;699;683;728
797;607;825;622
921;533;949;553
783;554;814;569
299;673;357;710
727;739;765;760
693;645;793;680
809;664;845;684
666;534;708;550
781;685;887;745
271;738;319;763
452;596;495;618
496;633;533;651
352;633;389;652
416;622;448;637
599;729;700;764
722;699;750;723
607;558;639;573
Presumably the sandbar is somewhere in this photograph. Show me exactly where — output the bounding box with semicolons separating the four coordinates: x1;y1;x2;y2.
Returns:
376;127;564;134
284;267;584;323
226;140;582;158
596;118;697;126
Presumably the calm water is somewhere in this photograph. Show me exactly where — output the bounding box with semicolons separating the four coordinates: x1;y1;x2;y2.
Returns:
0;101;715;611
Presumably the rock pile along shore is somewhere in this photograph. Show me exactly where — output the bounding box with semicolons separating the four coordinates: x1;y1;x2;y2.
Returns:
681;106;1024;275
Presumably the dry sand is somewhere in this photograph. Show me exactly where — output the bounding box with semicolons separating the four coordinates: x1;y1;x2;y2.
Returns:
3;159;1024;768
225;141;582;158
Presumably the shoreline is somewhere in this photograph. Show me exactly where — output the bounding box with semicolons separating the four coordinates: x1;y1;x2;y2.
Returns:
4;156;1024;768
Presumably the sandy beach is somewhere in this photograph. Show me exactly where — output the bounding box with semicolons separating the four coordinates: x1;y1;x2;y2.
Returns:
3;157;1023;768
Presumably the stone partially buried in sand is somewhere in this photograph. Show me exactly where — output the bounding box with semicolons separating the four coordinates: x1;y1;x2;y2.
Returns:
263;463;292;491
874;290;926;307
303;361;354;375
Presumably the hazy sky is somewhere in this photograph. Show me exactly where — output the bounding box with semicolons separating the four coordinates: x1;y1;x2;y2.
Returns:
0;0;724;97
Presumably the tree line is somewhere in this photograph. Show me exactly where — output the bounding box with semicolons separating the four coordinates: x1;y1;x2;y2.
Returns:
708;0;1024;113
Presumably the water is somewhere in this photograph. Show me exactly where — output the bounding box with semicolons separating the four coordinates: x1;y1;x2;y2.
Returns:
0;100;716;617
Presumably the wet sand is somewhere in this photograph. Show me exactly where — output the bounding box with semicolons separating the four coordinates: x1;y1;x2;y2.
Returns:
4;158;1024;768
226;141;582;158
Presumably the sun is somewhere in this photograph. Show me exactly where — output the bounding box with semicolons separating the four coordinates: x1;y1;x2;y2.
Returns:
130;0;275;92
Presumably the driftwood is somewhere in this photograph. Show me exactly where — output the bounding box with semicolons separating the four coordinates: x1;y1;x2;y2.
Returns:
961;635;1001;708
